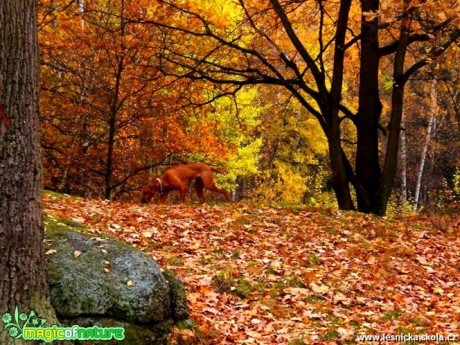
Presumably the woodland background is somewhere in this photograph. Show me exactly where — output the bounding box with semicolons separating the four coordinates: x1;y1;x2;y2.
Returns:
38;0;459;214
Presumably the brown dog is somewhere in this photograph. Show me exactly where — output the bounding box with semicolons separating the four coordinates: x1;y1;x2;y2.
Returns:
141;163;232;203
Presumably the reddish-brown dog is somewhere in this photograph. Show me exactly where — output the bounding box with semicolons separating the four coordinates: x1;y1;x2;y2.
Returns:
141;163;232;203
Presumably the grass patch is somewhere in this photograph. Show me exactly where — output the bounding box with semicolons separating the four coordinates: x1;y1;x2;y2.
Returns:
287;335;306;345
44;189;82;199
176;319;195;330
286;276;307;288
167;255;185;267
44;215;87;234
211;272;254;299
322;329;339;341
306;294;325;303
230;250;240;259
308;252;321;265
383;310;400;322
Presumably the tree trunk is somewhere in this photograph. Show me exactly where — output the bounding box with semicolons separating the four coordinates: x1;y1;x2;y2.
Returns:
355;0;382;213
105;113;116;200
104;0;125;200
378;0;412;215
0;0;57;343
327;120;355;210
326;0;354;211
400;116;408;203
414;78;437;211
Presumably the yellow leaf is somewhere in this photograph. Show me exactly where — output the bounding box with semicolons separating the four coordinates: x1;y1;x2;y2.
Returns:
434;287;444;295
142;231;152;238
311;283;330;294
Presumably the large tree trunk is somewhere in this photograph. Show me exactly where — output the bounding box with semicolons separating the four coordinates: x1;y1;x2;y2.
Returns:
355;0;382;214
0;1;57;343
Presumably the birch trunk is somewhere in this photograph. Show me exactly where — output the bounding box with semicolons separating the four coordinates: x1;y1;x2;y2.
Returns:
413;79;437;211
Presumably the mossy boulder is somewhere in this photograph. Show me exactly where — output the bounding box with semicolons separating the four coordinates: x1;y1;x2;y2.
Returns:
162;269;189;320
45;224;189;344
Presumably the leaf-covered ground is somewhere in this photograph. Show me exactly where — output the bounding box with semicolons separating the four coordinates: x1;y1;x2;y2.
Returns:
43;192;460;344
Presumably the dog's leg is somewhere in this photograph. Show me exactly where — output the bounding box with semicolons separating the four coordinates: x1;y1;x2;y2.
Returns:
207;184;232;201
159;190;169;203
202;172;231;201
179;187;187;203
195;178;205;203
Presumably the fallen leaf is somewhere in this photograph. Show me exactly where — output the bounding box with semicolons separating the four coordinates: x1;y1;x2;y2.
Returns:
142;231;153;238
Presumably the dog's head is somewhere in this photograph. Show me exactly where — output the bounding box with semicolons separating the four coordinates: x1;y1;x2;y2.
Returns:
141;181;160;203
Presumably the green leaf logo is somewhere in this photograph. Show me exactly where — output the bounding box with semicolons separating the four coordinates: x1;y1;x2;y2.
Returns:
1;307;47;340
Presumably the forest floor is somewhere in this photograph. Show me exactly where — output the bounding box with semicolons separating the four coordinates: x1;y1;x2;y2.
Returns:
43;191;460;344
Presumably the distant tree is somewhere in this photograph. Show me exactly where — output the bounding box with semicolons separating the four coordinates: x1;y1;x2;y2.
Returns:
0;0;57;343
395;59;460;211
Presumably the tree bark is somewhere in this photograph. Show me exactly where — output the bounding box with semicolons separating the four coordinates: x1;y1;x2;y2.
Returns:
378;0;412;215
104;0;125;200
0;0;57;343
355;0;382;213
400;116;408;203
325;0;355;211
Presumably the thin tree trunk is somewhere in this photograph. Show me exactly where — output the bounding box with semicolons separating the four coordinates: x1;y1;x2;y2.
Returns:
326;0;354;211
400;116;408;203
105;0;125;200
378;0;412;215
414;78;437;211
0;0;57;343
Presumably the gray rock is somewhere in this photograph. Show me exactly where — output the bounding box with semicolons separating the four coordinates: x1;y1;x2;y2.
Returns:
162;269;190;321
45;225;189;344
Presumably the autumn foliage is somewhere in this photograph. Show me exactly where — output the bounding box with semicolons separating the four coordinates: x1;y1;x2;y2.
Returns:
37;0;459;213
38;0;230;200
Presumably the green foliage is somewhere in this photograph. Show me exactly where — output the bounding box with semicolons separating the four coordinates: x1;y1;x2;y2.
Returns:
453;166;460;198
